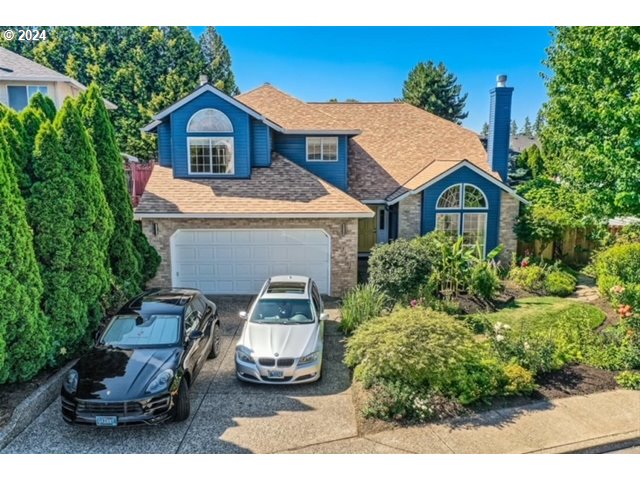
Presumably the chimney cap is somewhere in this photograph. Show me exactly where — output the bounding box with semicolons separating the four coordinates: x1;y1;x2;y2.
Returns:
496;74;508;87
199;74;209;86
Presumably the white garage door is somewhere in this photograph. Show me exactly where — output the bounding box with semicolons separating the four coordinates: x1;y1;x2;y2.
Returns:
171;229;331;294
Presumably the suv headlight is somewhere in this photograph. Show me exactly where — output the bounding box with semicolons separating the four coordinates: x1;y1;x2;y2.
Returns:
298;352;319;365
63;369;78;393
236;347;254;363
146;369;174;394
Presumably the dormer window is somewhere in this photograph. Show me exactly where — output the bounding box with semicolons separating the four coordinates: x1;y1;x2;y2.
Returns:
187;108;234;175
306;137;338;162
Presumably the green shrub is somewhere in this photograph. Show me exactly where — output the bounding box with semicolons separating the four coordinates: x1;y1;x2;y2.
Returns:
340;284;388;335
490;322;561;374
595;243;640;287
368;238;432;301
469;262;502;300
509;265;546;292
440;354;504;404
461;313;492;334
502;364;536;395
585;318;640;370
615;371;640;390
544;270;577;296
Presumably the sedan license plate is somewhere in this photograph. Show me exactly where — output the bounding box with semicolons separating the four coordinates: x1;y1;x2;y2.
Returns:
267;370;284;379
95;415;118;427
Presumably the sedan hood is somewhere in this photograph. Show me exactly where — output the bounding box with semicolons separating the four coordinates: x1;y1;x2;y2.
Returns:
241;322;320;359
73;347;181;400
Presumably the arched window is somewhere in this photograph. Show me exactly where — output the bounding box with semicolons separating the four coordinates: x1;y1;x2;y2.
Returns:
435;183;489;253
187;108;233;133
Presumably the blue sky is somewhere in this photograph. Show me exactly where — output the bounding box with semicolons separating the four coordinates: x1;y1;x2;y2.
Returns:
191;27;553;133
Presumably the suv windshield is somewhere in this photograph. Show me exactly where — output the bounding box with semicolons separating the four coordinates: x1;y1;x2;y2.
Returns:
100;314;181;347
251;299;315;325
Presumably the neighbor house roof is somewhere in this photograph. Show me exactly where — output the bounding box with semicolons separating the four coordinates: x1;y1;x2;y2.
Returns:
0;46;117;109
510;134;540;154
313;102;491;201
135;153;373;218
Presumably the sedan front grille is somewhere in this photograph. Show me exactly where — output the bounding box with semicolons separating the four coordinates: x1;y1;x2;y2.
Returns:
76;400;144;417
258;357;276;367
276;358;294;367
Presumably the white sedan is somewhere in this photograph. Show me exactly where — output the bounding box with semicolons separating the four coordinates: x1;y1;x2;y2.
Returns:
235;275;328;384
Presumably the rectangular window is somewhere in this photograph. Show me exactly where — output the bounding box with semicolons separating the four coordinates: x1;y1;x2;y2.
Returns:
462;213;487;253
188;137;234;175
7;85;48;111
435;213;460;239
306;137;338;162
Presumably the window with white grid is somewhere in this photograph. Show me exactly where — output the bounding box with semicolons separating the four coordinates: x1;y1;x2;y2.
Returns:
435;213;461;239
306;137;338;161
188;138;234;174
187;109;233;133
462;213;487;252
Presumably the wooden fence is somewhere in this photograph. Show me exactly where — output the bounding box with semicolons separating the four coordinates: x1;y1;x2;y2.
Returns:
124;162;154;207
517;227;598;266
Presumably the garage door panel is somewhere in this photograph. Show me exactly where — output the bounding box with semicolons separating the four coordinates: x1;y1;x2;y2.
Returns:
172;229;331;295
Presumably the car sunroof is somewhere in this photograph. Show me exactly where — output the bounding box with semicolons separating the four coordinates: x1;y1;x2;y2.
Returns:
267;282;306;294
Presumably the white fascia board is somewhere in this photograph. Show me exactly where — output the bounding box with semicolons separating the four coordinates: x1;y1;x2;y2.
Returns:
134;211;375;220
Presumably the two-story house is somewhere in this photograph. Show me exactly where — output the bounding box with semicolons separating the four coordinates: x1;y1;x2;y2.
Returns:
0;46;116;111
136;75;524;296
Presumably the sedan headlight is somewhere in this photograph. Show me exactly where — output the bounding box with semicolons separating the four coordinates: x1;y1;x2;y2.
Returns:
63;369;78;393
146;369;174;394
236;346;254;363
298;352;319;365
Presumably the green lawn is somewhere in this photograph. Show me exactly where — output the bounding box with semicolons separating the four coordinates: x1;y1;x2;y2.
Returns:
470;297;606;334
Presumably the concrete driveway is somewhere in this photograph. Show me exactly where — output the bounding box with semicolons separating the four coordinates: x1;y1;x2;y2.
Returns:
0;296;361;454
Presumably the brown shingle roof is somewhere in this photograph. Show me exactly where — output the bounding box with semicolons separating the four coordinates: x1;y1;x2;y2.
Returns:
135;153;372;217
312;102;490;201
237;84;358;133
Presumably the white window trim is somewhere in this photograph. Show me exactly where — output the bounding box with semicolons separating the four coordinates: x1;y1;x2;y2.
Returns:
187;108;234;133
436;184;462;210
462;183;489;209
187;137;235;175
462;212;488;256
305;136;339;162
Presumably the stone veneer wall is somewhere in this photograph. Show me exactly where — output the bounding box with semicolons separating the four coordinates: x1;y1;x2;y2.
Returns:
140;217;358;297
398;194;422;239
498;191;520;262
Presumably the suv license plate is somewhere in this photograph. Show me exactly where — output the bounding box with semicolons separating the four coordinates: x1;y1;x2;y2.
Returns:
95;415;118;427
267;370;284;378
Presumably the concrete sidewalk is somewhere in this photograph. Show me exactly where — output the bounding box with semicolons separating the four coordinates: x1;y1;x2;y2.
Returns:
287;389;640;454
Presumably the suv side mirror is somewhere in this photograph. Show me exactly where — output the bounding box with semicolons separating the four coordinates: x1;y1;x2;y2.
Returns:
320;313;330;321
189;330;204;341
239;311;248;320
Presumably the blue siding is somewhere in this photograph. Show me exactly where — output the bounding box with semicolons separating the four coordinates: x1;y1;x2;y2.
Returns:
157;120;172;167
421;166;502;254
251;118;271;167
169;91;252;179
272;134;349;191
487;86;514;181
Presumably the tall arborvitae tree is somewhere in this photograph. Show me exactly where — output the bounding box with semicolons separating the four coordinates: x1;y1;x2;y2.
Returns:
80;84;143;296
29;92;57;121
199;26;240;95
0;110;30;193
55;99;114;335
401;61;468;124
27;122;83;359
521;116;534;136
132;222;161;285
19;105;46;187
0;129;50;383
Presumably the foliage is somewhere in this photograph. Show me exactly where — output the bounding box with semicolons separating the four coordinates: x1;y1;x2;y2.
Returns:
516;144;545;178
480;122;489;137
510;120;518;136
0;127;50;383
469;260;502;300
0;109;30;193
544;270;577;297
29;92;57;121
543;27;640;219
521;117;533;136
132;221;161;284
595;243;640;302
615;370;640;390
401;61;468;124
19;106;45;175
502;364;537;395
199;27;239;95
80;84;144;296
339;284;388;335
533;109;545;137
368;238;432;301
509;265;547;292
2;26;239;158
584;317;640;370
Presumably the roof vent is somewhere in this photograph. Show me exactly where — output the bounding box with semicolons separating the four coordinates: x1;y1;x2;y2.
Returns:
497;74;508;87
199;74;208;86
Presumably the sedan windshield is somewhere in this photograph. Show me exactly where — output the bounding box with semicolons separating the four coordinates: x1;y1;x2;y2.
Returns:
251;299;315;325
100;314;181;347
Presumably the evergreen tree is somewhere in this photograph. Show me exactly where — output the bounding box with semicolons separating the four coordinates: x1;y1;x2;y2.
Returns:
510;120;519;136
533;109;545;136
27;122;84;359
0;110;30;193
80;84;143;296
401;61;468;124
54;98;114;336
29;92;57;121
0;128;49;383
521;116;534;136
19;106;46;187
132;222;161;284
199;26;239;95
480;122;490;137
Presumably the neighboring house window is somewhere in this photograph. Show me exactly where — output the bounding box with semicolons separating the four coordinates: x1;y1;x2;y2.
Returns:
435;183;488;252
186;108;234;175
7;85;48;111
306;137;338;162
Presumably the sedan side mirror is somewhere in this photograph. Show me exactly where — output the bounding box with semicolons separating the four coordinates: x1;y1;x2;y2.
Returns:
320;313;330;321
189;330;204;341
239;311;248;320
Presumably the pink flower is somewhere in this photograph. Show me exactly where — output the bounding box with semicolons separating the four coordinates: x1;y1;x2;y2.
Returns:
410;299;418;308
610;285;626;296
520;258;530;268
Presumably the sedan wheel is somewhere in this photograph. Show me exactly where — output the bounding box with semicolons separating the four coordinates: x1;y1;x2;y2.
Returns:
208;323;221;359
